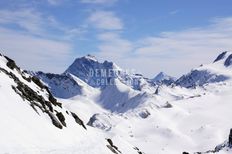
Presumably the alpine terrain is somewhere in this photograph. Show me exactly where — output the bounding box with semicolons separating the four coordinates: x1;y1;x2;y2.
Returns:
1;51;232;154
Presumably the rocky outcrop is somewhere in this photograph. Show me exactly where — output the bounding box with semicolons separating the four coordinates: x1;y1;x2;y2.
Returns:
87;113;112;131
224;54;232;67
214;51;228;63
0;55;85;130
71;112;87;130
106;138;121;154
175;70;229;88
33;72;82;99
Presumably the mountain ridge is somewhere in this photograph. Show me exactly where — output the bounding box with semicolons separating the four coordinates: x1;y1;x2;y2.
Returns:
1;51;232;154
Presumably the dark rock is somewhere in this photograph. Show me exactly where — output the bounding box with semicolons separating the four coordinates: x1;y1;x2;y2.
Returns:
214;51;227;62
133;147;144;154
4;56;20;70
229;128;232;147
48;112;63;129
22;75;32;82
31;76;45;89
45;101;53;112
106;145;119;154
139;110;150;119
71;112;87;130
155;87;159;95
106;138;121;154
56;112;66;127
175;70;229;88
107;138;114;147
163;102;173;108
0;67;64;129
224;54;232;67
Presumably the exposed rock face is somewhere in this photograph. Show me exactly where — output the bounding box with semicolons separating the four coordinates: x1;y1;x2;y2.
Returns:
64;55;152;91
0;54;85;130
138;109;150;119
133;147;144;154
71;112;87;130
4;55;19;70
213;51;232;67
33;72;82;99
175;51;232;88
0;66;65;129
106;138;121;154
214;51;228;63
153;72;176;86
87;113;112;131
224;54;232;67
175;70;229;88
64;55;119;88
229;128;232;147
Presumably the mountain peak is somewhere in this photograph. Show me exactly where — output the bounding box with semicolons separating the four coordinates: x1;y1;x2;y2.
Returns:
83;54;98;62
213;51;228;63
153;72;172;82
213;51;232;67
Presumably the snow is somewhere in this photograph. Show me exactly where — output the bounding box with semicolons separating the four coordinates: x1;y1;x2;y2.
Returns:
176;51;232;88
0;55;140;154
1;52;232;154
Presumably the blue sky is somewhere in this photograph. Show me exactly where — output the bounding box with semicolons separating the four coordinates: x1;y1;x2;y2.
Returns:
1;0;232;77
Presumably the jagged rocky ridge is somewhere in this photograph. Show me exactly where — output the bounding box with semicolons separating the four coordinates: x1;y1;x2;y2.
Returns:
34;55;156;98
0;54;85;129
33;51;232;114
175;51;232;88
1;51;232;154
31;71;82;98
0;53;148;154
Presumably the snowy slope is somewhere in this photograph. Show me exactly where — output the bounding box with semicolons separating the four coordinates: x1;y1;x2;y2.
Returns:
0;54;140;154
62;79;232;154
1;51;232;154
58;52;232;154
176;51;232;88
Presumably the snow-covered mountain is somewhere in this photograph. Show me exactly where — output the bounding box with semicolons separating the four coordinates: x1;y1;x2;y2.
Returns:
31;71;83;98
34;55;158;113
175;51;232;88
0;54;143;154
64;54;154;90
153;71;176;85
1;51;232;154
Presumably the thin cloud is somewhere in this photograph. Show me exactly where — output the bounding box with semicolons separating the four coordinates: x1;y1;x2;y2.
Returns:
95;17;232;77
80;0;117;4
0;9;45;35
96;32;133;59
0;27;73;73
169;10;179;15
0;8;86;40
47;0;63;5
88;10;123;30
